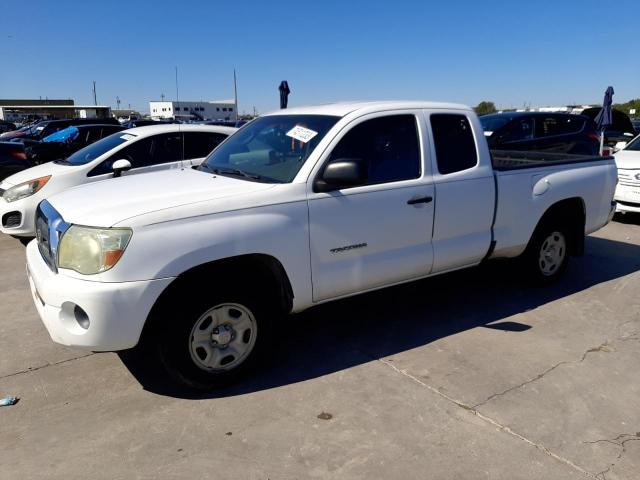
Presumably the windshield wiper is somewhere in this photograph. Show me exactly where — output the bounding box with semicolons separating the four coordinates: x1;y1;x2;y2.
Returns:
211;167;262;180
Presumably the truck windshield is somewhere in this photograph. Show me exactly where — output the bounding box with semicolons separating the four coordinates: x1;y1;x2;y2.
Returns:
56;132;132;165
199;114;340;183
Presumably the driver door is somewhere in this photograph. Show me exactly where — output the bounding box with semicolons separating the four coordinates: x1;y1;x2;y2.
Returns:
307;112;435;302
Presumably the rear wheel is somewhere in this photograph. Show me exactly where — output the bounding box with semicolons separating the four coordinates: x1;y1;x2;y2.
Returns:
154;285;274;390
521;221;570;284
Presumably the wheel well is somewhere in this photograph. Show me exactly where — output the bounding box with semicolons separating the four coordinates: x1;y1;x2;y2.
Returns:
534;197;586;256
140;254;294;342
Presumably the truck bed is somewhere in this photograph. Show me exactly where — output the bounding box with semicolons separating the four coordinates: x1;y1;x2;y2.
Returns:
491;150;610;171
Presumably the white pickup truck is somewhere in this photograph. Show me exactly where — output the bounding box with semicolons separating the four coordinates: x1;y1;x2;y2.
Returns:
25;101;617;389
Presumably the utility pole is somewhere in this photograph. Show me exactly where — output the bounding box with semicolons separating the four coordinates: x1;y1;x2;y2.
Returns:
233;69;238;122
116;96;121;111
175;66;180;119
92;81;97;105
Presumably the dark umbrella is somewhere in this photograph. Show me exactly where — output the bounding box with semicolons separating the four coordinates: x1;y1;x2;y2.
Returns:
594;86;614;154
279;81;290;109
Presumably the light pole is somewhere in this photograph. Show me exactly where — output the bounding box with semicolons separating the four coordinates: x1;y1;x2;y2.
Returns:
116;96;121;111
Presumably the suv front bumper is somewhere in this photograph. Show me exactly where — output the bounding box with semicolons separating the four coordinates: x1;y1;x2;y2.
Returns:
26;240;174;351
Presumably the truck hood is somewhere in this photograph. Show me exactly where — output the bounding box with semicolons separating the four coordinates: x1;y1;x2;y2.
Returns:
614;150;640;170
47;168;276;227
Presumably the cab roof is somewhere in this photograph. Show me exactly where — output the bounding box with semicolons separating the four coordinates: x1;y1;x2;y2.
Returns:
265;101;471;118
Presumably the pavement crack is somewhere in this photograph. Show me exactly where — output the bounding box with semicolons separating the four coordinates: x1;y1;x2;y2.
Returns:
363;351;597;479
472;341;612;409
0;353;96;380
584;432;640;479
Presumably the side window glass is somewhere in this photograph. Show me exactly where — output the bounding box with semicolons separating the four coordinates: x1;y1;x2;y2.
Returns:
183;132;226;159
535;117;563;137
431;114;478;174
148;132;184;165
500;118;534;143
88;137;153;176
327;115;421;186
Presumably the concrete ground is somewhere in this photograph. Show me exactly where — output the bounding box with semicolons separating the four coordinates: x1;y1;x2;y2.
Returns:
1;218;639;480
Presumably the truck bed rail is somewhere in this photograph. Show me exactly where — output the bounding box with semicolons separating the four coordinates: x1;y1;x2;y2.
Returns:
491;150;611;171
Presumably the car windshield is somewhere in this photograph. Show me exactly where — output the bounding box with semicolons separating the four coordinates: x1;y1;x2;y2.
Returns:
479;115;515;133
43;126;79;143
57;132;133;165
199;114;340;183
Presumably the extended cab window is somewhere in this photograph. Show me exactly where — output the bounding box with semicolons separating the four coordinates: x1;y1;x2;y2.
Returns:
431;114;478;174
327;115;421;186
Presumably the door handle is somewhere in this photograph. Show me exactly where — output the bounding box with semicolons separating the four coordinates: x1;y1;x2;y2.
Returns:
407;195;433;205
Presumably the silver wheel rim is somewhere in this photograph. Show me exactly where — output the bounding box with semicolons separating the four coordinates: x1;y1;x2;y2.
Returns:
538;231;566;276
188;303;258;372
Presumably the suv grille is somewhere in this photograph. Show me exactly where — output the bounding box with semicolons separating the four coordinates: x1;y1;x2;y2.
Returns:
35;201;70;273
618;171;640;187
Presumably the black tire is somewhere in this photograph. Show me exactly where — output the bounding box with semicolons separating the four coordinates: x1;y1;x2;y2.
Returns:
520;219;571;285
154;283;275;390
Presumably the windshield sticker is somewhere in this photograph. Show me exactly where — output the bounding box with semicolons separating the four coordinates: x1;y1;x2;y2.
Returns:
286;126;318;143
120;134;136;141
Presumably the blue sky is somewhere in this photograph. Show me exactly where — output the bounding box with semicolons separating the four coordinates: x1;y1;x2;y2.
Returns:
1;0;638;115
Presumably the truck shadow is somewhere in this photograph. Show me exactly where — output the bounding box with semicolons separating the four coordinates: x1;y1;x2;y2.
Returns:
119;235;640;399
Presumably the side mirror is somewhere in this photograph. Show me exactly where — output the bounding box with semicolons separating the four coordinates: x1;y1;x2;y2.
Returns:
112;159;132;178
614;141;628;152
315;158;366;192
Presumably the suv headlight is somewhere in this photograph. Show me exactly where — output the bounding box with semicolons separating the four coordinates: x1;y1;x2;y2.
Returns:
2;176;51;202
58;226;132;274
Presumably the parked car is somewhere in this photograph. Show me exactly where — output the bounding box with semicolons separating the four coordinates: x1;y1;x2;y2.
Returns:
579;108;637;146
0;117;120;143
0;120;17;134
631;118;640;134
480;112;599;155
612;134;640;213
0;124;125;181
121;119;178;129
24;101;617;389
0;124;235;236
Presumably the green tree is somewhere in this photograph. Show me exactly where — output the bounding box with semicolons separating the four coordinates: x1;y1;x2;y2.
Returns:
613;98;640;117
474;101;497;116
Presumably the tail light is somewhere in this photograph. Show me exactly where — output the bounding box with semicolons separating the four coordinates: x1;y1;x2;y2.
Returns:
10;150;27;161
588;132;600;141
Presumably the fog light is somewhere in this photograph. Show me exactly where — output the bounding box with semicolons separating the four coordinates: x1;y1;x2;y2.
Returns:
73;305;90;330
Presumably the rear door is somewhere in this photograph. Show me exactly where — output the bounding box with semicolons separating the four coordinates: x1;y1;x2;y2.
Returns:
307;112;435;302
427;111;495;273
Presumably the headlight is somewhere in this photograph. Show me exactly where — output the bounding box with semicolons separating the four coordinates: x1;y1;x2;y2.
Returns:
2;176;51;202
58;226;132;275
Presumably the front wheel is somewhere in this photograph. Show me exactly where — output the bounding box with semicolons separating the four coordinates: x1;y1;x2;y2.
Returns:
521;223;570;284
155;288;273;390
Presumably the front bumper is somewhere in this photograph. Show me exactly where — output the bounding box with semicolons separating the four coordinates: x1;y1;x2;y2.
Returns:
614;183;640;213
0;194;38;237
26;240;175;351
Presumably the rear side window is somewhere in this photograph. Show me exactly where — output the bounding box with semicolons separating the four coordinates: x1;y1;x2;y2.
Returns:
183;132;227;159
327;114;421;186
431;114;478;174
535;116;584;137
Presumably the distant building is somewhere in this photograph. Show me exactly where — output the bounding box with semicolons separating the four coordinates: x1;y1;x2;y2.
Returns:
0;99;111;122
149;99;237;121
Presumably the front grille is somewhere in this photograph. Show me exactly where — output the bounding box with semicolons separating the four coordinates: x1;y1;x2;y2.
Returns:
35;201;71;273
2;211;21;228
617;200;640;207
617;171;640;187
